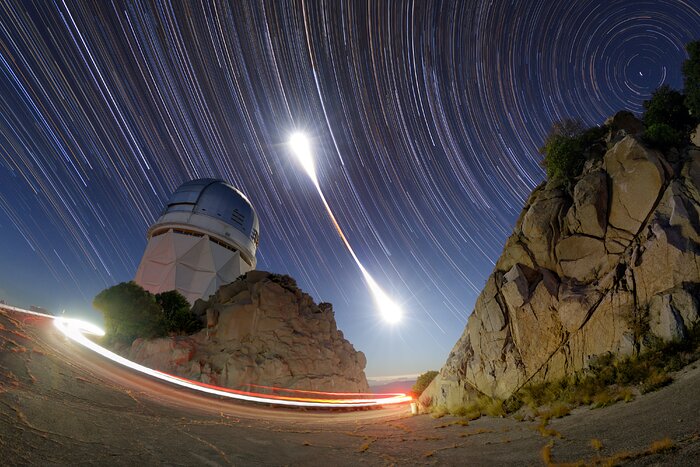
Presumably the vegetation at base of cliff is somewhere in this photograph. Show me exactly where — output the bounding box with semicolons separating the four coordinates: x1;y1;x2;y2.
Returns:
93;282;203;344
412;370;439;396
504;325;700;416
452;395;506;419
433;325;700;421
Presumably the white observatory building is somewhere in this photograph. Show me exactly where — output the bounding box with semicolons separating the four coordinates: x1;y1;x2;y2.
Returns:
134;179;259;304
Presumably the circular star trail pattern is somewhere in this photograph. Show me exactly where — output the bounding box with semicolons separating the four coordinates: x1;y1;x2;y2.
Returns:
0;1;698;376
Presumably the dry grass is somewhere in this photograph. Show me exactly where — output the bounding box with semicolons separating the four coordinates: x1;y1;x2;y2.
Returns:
434;419;469;429
618;386;635;402
541;441;554;465
387;422;412;433
458;428;494;438
481;397;506;417
648;437;674;453
431;406;448;419
547;437;675;466
449;395;505;420
536;420;562;439
419;436;445;441
357;435;377;453
640;370;673;394
537;401;571;420
591;389;616;408
504;327;700;416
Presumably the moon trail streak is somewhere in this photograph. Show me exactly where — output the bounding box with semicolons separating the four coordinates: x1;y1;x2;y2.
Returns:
289;133;402;323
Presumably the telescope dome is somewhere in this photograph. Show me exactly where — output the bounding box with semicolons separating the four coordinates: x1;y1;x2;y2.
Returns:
135;178;259;304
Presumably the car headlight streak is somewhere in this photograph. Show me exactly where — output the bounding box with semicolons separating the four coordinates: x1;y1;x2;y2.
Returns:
1;305;411;408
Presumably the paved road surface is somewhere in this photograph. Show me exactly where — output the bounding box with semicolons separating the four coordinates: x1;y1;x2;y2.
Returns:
1;309;698;465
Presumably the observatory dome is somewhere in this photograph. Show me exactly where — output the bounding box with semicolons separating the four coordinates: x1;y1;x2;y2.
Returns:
134;178;259;304
154;178;260;263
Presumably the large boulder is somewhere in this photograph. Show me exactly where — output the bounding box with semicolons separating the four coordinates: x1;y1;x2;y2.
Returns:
124;272;370;392
604;110;644;136
604;137;667;237
422;131;700;412
565;171;608;238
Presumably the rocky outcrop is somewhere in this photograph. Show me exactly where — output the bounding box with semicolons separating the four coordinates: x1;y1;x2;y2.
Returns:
422;114;700;410
123;271;369;392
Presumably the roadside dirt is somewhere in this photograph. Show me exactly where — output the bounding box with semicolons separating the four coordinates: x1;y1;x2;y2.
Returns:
0;310;698;465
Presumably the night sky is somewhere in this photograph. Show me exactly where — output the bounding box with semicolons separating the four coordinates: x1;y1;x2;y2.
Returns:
1;1;699;378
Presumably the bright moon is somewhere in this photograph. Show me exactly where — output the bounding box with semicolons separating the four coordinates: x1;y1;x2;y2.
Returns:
288;132;319;186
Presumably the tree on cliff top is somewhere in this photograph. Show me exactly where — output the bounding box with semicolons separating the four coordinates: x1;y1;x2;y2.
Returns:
683;40;700;118
93;281;166;344
643;85;693;131
539;118;606;184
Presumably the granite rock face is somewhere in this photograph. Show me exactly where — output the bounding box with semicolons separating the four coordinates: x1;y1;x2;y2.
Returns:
422;117;700;410
125;271;369;392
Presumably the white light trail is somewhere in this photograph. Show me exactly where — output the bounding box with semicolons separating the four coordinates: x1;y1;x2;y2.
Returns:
288;132;403;323
1;305;412;408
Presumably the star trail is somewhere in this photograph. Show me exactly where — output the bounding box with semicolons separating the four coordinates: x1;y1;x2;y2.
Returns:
0;1;698;376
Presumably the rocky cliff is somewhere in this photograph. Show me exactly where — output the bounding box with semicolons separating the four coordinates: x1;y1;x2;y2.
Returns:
422;115;700;410
121;271;369;392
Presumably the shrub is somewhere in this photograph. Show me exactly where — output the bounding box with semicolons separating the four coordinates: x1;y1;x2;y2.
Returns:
480;396;506;417
412;370;439;396
94;283;204;343
643;85;692;131
683;41;700;119
93;282;167;344
269;273;298;291
539;118;606;185
156;290;203;335
643;123;684;150
541;134;585;181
